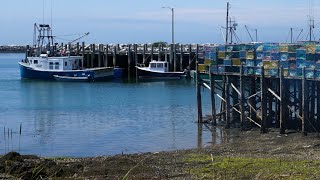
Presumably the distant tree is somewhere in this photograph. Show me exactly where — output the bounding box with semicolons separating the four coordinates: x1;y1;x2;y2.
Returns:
152;41;167;47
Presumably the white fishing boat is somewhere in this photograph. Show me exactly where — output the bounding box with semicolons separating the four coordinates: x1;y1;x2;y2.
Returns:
19;24;114;81
135;60;186;79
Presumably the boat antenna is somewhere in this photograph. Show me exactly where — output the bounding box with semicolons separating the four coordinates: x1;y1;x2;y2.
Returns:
225;2;230;44
42;0;45;24
307;0;315;41
50;0;53;31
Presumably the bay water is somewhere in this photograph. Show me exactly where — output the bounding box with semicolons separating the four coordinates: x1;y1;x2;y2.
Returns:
0;53;220;157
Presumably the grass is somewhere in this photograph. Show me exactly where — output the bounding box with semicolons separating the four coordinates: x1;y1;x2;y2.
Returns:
184;154;320;179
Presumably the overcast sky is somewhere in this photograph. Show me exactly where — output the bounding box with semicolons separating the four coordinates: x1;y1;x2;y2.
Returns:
0;0;319;45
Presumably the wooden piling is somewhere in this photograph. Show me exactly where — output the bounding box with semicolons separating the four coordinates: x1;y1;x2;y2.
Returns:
134;44;138;65
128;44;132;79
151;44;154;61
113;46;117;67
240;65;245;129
180;44;184;71
225;75;231;128
158;44;162;61
98;44;102;67
104;45;109;67
76;42;79;56
260;67;267;133
188;44;192;69
170;44;174;71
91;44;95;68
196;44;203;123
210;70;216;126
173;44;177;72
302;67;307;135
280;67;286;134
81;42;85;69
143;44;147;64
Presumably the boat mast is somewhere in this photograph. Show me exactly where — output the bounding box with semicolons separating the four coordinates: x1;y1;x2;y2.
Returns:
225;2;229;44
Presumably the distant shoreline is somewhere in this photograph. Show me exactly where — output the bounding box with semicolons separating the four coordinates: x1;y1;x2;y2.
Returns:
0;46;26;53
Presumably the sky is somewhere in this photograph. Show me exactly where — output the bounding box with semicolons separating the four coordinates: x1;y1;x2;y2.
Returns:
0;0;319;45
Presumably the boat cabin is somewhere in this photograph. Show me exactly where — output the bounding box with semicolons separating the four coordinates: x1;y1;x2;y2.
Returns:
27;54;83;71
148;61;169;72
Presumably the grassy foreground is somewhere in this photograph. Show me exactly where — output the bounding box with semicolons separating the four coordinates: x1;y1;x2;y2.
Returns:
185;154;320;179
1;129;320;179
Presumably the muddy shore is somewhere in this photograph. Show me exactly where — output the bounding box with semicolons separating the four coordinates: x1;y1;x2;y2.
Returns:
1;128;320;179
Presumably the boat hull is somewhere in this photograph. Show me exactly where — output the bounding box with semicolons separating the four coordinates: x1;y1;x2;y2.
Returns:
19;62;113;81
136;66;185;80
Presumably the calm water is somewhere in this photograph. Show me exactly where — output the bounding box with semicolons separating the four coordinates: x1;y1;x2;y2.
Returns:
0;53;219;157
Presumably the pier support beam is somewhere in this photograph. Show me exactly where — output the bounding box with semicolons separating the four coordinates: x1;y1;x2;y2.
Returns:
225;75;231;128
260;67;267;133
302;67;307;135
104;45;109;67
143;44;146;64
81;42;85;69
128;44;132;79
180;44;184;71
240;66;245;129
196;45;203;123
113;46;117;67
91;44;95;68
280;67;286;134
210;72;216;126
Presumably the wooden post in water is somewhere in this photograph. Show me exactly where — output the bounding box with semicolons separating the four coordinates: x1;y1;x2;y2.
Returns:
113;45;117;67
249;77;257;121
128;44;132;80
26;45;30;58
196;44;203;123
76;42;79;56
170;44;174;71
225;75;231;128
302;67;307;135
317;82;320;131
260;67;267;133
280;67;286;134
188;44;192;69
104;45;108;67
158;45;161;61
173;44;177;72
210;70;216;126
134;44;138;65
151;44;154;61
81;42;85;69
91;44;95;68
180;44;184;71
240;65;245;129
98;44;102;67
143;44;146;64
165;49;168;62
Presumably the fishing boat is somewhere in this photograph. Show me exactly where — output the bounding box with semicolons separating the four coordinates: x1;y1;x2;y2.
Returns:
19;24;114;81
136;60;187;79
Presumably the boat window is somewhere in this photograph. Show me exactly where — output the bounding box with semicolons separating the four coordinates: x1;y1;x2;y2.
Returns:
150;63;156;68
65;62;67;66
34;60;38;64
164;63;167;67
30;60;32;64
55;62;59;70
157;63;163;68
49;62;53;70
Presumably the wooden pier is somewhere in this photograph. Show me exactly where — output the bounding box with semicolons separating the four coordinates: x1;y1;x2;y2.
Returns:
26;43;205;77
196;43;320;135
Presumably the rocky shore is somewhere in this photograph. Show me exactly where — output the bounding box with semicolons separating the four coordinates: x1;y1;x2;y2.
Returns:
1;128;320;179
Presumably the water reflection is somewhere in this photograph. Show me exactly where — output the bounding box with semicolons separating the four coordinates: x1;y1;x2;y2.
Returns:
197;124;229;149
